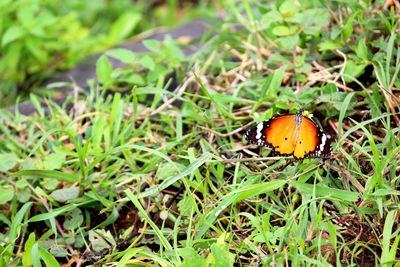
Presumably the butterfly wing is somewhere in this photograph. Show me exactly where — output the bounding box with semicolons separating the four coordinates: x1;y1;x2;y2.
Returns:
245;113;332;160
264;115;298;155
245;115;298;156
293;117;331;159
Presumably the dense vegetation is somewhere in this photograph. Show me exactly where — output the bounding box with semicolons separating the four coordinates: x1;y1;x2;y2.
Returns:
1;0;400;266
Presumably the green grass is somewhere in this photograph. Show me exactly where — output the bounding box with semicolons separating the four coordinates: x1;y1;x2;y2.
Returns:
1;0;400;266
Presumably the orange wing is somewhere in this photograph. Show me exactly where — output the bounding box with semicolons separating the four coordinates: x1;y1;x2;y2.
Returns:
244;111;331;159
293;117;319;159
264;115;298;155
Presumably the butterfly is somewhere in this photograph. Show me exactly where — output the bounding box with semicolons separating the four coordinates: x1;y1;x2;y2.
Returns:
244;110;332;159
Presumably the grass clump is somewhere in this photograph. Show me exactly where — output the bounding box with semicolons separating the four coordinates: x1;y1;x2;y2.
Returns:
1;0;400;266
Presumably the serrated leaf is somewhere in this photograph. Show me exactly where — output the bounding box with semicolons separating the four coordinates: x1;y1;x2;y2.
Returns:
50;187;79;202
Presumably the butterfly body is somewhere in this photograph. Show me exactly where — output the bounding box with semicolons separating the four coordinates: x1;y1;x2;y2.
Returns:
245;110;331;159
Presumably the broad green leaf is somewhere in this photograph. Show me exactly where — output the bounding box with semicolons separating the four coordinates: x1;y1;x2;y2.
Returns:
272;25;290;36
50;187;80;202
319;40;341;51
63;208;83;230
43;151;66;170
89;230;115;252
139;55;155;70
106;48;135;65
49;245;68;257
279;0;298;18
210;237;235;267
2;25;24;46
0;185;14;204
0;152;18;172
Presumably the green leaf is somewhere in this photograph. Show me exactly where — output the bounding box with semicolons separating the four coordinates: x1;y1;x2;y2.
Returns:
0;185;14;204
28;199;93;223
279;0;298;18
356;37;368;60
139;152;213;198
278;35;299;49
0;152;18;172
139;55;155;70
43;151;66;170
49;245;68;257
50;187;80;202
156;162;186;180
22;233;36;267
178;247;207;267
63;208;83;230
30;94;44;117
39;246;61;266
196;180;286;239
2;25;24;46
96;55;113;85
5;202;33;263
10;170;79;183
109;12;141;43
290;180;359;202
301;8;330;35
25;37;47;63
106;48;136;65
89;229;115;252
272;25;290;36
259;10;282;30
143;39;161;52
318;40;341;51
342;16;354;41
16;187;31;203
343;60;368;82
209;235;235;267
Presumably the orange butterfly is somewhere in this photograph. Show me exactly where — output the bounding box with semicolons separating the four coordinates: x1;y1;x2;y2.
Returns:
245;110;331;159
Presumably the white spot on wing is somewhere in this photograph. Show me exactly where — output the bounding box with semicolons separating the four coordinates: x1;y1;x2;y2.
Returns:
320;134;327;150
256;123;264;139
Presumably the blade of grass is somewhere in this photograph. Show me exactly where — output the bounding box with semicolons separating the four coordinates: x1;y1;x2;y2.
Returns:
196;180;286;239
10;170;79;183
125;189;172;251
138;152;213;198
